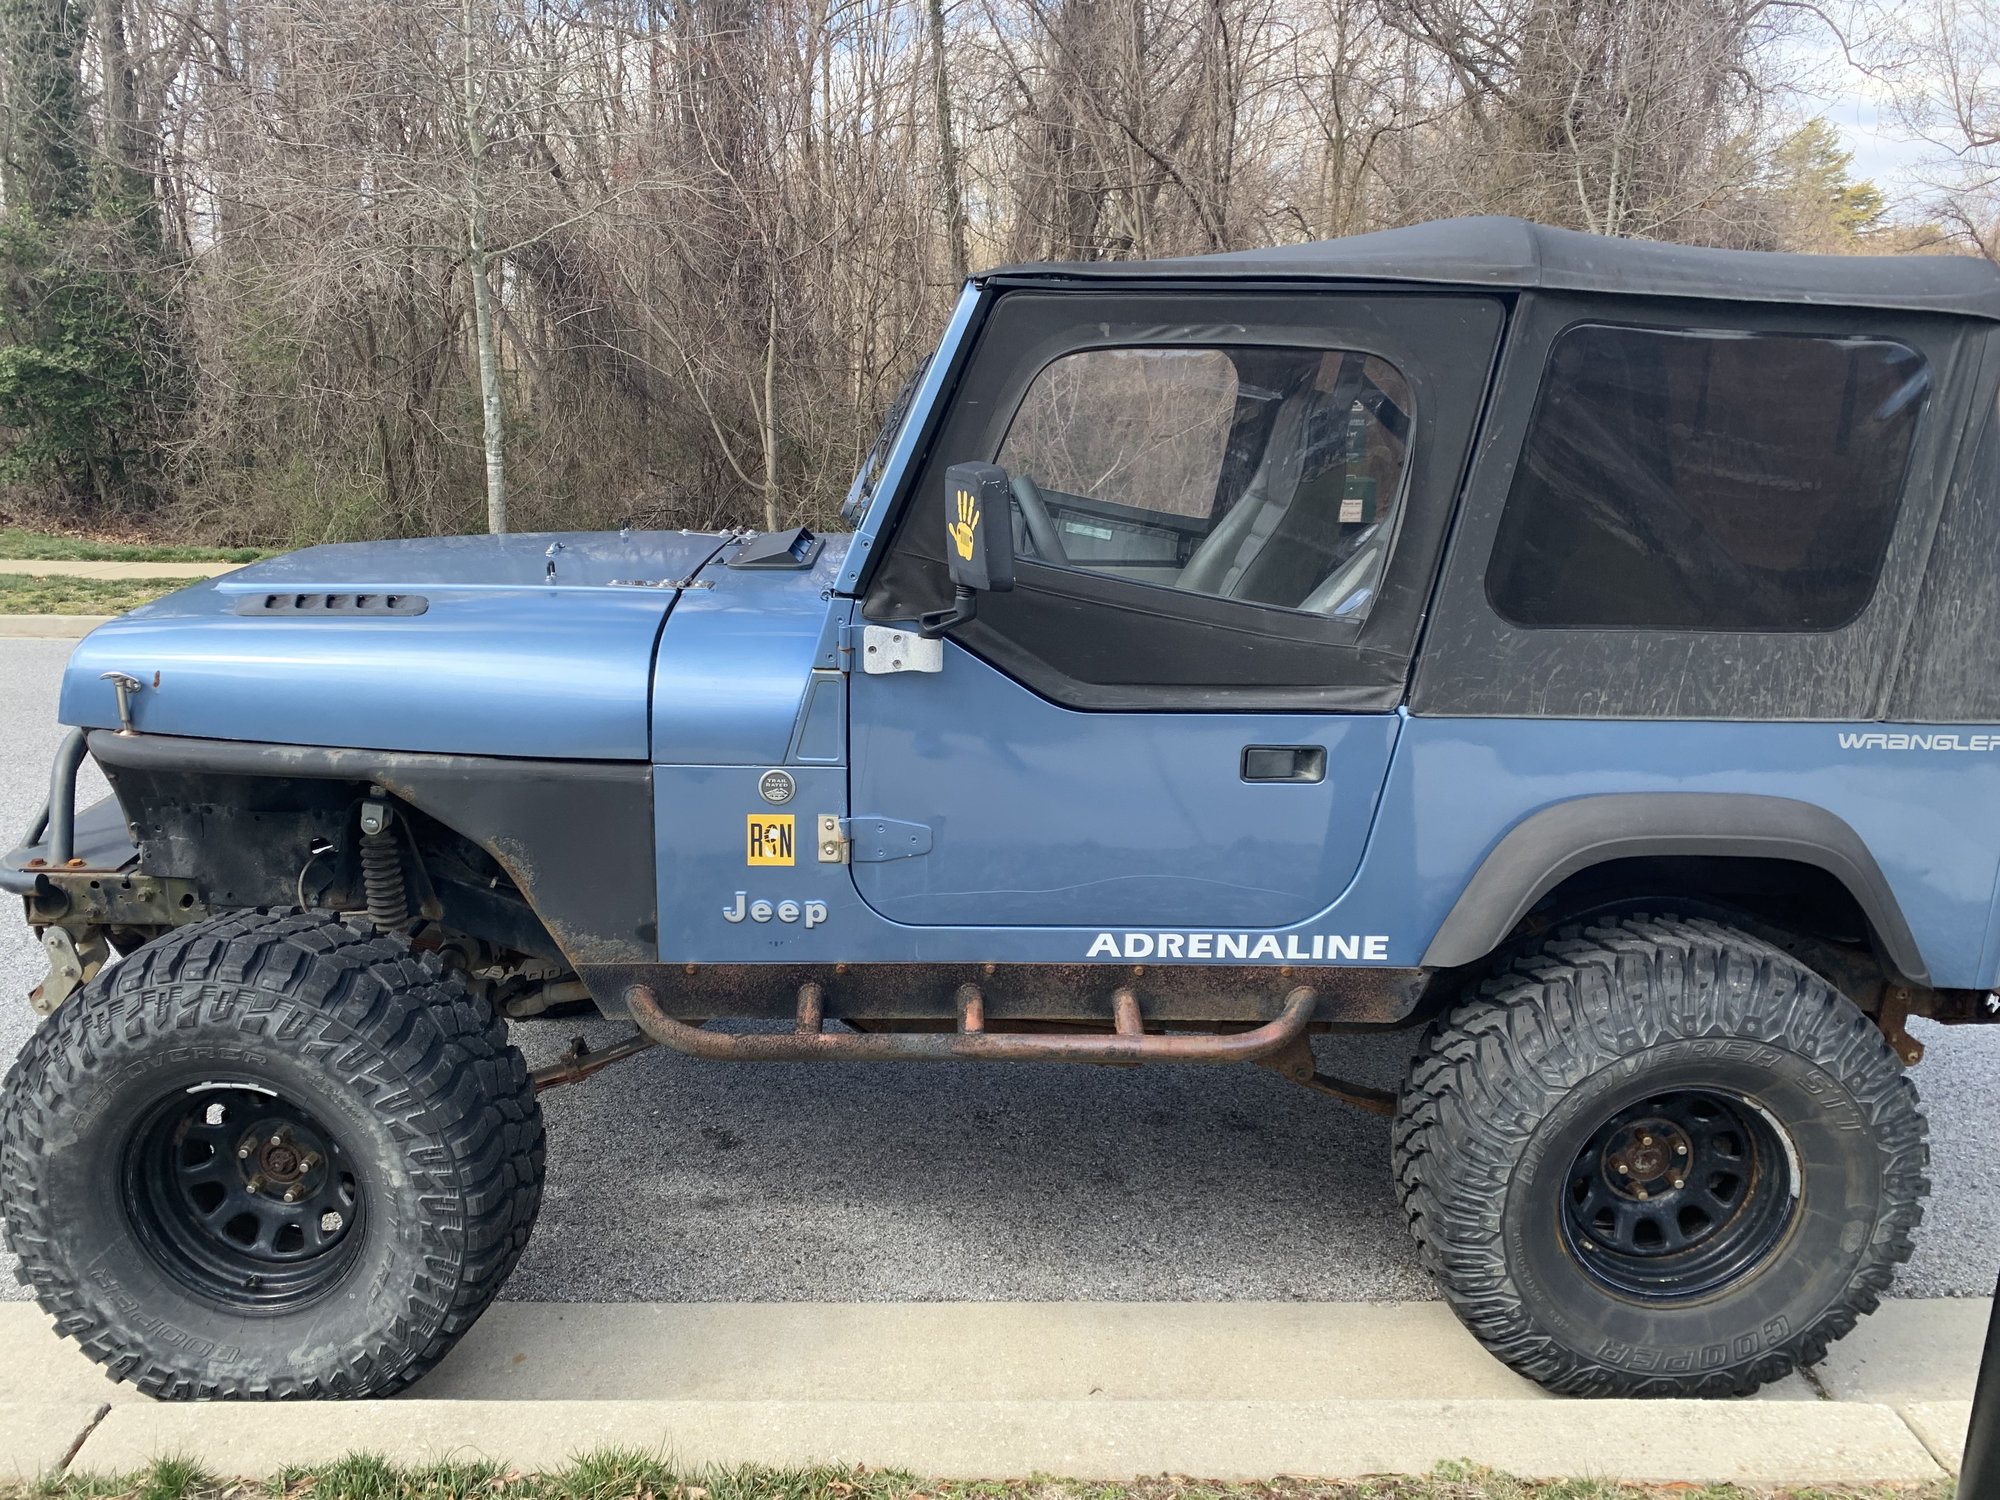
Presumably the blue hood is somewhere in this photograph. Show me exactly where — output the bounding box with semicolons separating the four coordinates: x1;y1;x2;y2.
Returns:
60;531;732;760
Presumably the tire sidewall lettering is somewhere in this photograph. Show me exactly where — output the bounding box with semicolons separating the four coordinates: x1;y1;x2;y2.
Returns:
1505;1040;1881;1377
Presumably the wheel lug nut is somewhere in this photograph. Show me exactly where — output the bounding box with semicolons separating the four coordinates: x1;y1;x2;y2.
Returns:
1640;1134;1654;1146
237;1145;252;1159
245;1174;264;1194
1672;1178;1686;1189
268;1133;285;1146
1616;1164;1629;1175
283;1187;299;1203
1675;1143;1688;1155
1634;1186;1649;1199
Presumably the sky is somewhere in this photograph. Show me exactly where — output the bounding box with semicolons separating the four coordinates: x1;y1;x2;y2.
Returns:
1790;17;1950;219
1820;80;1938;202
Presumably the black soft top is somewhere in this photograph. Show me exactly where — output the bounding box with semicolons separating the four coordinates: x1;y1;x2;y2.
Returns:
982;215;2000;322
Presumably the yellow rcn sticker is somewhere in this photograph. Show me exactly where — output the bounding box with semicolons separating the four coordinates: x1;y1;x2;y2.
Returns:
747;813;796;866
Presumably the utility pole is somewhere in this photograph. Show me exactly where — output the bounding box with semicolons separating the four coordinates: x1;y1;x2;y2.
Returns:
1962;1271;1999;1499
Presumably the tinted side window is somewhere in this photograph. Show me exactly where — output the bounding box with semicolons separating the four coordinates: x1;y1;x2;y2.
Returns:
1486;325;1929;631
995;345;1412;620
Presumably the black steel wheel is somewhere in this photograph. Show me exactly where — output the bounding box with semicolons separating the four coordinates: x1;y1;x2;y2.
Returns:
1;909;543;1399
1394;914;1928;1398
1562;1088;1798;1301
125;1085;364;1311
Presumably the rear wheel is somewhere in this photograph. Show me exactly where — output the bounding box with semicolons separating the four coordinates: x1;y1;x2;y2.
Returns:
1394;914;1928;1397
0;908;544;1399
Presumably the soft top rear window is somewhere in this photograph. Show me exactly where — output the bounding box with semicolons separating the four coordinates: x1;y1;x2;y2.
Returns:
1485;323;1930;632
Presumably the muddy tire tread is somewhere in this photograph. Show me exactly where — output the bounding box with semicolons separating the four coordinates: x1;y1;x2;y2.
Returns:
0;908;543;1400
1392;913;1929;1398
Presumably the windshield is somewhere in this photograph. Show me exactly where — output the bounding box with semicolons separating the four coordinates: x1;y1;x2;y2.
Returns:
840;355;933;525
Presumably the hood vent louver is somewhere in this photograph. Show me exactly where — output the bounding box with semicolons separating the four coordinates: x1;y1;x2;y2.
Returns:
235;592;429;617
727;526;823;570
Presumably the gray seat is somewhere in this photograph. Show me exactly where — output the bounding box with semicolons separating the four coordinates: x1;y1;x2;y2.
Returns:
1177;390;1385;615
1176;395;1311;598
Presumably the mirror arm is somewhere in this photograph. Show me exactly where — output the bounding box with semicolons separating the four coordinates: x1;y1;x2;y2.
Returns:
918;585;979;639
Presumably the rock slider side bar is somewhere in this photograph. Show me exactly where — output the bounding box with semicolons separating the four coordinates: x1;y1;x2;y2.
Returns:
623;981;1317;1064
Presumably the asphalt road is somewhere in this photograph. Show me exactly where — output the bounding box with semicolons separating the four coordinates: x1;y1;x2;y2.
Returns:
1;637;1994;1306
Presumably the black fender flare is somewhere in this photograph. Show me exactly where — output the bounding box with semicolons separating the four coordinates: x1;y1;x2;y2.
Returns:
1419;792;1930;984
83;729;658;968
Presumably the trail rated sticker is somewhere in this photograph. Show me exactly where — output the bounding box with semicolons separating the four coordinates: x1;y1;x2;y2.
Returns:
746;814;795;866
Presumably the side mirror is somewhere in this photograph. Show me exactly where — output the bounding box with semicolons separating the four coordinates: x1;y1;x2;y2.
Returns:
944;462;1014;592
921;462;1014;637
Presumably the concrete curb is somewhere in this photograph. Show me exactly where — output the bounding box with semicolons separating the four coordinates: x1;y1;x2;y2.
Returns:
1899;1400;1974;1474
59;1397;1948;1484
0;614;112;638
0;1300;1984;1482
0;1402;104;1482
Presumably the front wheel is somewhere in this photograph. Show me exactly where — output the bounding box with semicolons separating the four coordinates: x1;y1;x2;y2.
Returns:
1394;914;1928;1397
0;909;544;1399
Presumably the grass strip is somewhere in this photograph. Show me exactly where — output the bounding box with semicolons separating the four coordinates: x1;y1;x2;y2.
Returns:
1;1455;1955;1500
0;573;192;615
0;529;270;564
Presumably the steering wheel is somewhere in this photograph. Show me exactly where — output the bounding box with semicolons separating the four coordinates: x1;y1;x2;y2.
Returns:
1009;473;1070;565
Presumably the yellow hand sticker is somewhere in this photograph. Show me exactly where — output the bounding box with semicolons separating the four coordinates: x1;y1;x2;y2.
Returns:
948;487;980;561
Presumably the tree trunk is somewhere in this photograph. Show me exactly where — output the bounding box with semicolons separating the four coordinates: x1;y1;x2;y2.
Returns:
461;0;506;535
469;244;508;535
926;0;970;282
760;290;780;531
94;0;151;225
2;0;89;219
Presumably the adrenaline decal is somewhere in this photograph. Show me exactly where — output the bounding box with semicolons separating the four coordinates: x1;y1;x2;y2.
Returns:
1084;931;1390;961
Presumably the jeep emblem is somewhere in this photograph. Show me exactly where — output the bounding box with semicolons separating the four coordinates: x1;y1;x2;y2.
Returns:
723;891;828;927
757;769;796;805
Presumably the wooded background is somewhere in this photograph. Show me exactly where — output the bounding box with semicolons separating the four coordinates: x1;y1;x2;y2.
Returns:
0;0;1993;544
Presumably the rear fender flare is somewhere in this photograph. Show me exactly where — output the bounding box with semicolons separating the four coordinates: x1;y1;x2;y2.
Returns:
1419;792;1929;984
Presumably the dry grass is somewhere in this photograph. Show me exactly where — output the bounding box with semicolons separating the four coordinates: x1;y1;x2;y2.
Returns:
0;529;270;564
0;574;191;614
0;1458;1958;1500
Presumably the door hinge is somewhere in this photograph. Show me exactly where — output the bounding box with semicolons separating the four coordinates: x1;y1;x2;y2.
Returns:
841;816;933;862
845;624;942;675
816;813;849;863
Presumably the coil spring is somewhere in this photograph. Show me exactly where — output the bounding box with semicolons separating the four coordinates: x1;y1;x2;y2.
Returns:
359;829;412;933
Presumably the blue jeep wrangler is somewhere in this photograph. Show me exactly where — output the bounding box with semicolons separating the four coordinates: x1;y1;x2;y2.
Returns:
6;216;1997;1402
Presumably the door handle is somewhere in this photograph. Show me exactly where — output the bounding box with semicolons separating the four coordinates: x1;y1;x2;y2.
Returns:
1241;745;1326;783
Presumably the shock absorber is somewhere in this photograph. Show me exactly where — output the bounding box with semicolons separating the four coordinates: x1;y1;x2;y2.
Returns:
357;794;413;935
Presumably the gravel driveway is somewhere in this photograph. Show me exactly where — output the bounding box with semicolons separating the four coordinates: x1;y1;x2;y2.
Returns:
1;637;1993;1304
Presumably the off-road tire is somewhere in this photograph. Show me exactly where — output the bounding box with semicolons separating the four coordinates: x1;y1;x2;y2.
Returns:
1394;914;1928;1398
0;908;544;1399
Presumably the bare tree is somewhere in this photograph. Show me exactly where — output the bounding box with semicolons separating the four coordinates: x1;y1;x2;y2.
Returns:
0;0;1897;544
1873;0;2000;259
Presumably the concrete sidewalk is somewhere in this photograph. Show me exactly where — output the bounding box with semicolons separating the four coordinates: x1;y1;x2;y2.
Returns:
0;613;113;637
0;1297;1984;1484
